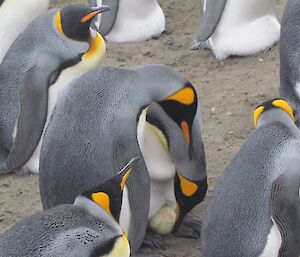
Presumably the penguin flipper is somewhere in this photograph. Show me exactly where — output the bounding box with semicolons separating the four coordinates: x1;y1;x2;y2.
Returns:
6;61;57;171
192;0;226;43
89;0;119;36
271;172;300;257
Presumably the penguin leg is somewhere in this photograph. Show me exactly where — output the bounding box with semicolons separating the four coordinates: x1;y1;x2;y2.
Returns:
141;232;166;250
173;215;202;239
189;39;211;50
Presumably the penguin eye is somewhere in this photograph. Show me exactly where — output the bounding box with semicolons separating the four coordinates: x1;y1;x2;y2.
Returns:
272;99;295;121
166;86;195;105
253;106;265;127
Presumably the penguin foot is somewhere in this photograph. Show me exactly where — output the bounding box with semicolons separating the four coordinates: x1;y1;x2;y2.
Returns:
173;215;202;239
142;232;166;250
189;39;210;50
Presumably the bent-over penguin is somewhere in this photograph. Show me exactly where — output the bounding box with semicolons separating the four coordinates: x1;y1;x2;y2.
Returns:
39;64;207;253
88;0;165;42
0;0;50;63
0;159;138;257
0;4;109;174
201;99;300;257
190;0;280;59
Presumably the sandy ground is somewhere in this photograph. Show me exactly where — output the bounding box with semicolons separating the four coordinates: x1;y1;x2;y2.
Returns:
0;0;286;256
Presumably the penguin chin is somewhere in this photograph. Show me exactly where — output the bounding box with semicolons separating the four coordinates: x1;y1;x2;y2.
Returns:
148;206;176;235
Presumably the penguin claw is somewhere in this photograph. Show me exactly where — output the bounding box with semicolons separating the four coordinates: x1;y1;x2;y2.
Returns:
173;215;202;239
188;39;210;50
142;232;166;250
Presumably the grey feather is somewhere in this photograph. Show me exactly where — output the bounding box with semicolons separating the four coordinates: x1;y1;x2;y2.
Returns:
0;9;88;172
194;0;226;42
201;110;300;257
280;0;300;120
0;204;120;257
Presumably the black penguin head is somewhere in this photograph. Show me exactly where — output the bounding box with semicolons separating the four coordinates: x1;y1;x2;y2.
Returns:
254;98;295;127
81;158;138;222
0;0;4;7
56;4;110;42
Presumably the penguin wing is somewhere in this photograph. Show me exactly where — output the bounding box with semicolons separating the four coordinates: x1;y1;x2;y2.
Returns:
195;0;226;42
6;56;60;171
271;169;300;257
89;0;119;36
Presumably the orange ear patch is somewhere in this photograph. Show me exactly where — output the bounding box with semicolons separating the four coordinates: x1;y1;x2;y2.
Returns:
91;192;112;215
181;121;190;145
272;99;295;121
120;168;132;190
81;11;100;23
55;12;64;36
166;87;195;105
253;106;265;127
178;174;198;197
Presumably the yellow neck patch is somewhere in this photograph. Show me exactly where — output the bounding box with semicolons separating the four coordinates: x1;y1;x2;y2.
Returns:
82;33;106;61
121;168;132;190
91;192;112;216
272;99;295;122
55;12;65;37
104;234;130;257
253;106;265;127
166;87;195;105
178;173;198;197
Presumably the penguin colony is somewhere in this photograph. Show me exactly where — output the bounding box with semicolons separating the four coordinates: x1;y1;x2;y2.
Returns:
0;1;299;257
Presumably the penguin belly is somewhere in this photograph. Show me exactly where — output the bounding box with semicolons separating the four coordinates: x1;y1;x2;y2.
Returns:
105;0;165;42
259;220;282;257
0;0;49;62
209;0;280;59
140;121;177;234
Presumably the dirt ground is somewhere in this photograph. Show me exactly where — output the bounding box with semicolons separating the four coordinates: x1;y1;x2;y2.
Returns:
0;0;286;256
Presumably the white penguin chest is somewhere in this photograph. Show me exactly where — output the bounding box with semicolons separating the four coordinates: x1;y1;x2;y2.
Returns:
0;0;49;62
105;0;165;42
259;219;282;257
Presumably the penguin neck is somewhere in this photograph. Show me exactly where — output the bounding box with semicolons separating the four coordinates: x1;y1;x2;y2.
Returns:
257;109;298;133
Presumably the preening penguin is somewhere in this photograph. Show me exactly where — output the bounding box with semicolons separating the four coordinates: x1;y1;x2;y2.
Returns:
201;99;300;257
0;0;50;63
39;65;207;253
0;159;136;257
190;0;280;59
88;0;165;42
0;4;109;174
280;0;300;121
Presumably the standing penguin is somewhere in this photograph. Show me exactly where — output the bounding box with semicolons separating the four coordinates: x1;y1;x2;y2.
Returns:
201;99;300;257
0;4;109;174
190;0;280;59
0;159;137;257
0;0;50;63
280;0;300;121
39;64;207;253
88;0;165;42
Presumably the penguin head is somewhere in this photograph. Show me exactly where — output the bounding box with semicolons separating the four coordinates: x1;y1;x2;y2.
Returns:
145;83;207;232
77;158;138;223
55;4;110;42
254;98;295;128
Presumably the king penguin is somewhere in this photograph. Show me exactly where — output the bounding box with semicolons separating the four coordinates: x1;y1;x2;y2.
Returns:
201;99;300;257
0;0;50;63
88;0;165;42
190;0;280;59
280;0;300;121
0;4;109;174
39;64;207;254
0;158;137;257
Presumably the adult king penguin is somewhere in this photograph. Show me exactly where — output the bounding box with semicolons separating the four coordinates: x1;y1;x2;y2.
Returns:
0;0;50;63
280;0;300;121
88;0;165;42
0;159;137;257
201;99;300;257
190;0;280;59
0;4;109;174
39;64;207;253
